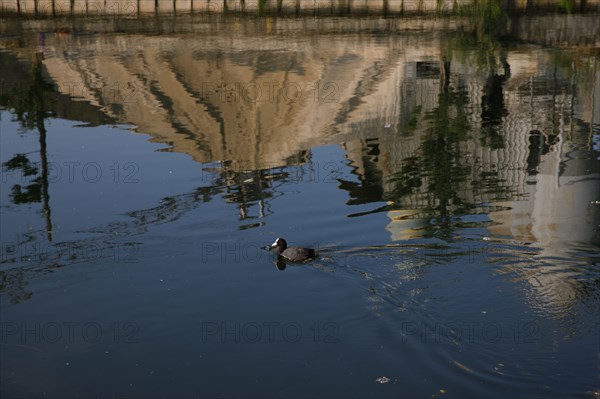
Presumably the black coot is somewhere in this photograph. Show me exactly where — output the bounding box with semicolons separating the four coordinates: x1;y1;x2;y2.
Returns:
269;238;316;262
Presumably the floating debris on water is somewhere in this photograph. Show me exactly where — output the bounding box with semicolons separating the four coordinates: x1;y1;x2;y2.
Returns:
453;360;474;373
376;376;390;384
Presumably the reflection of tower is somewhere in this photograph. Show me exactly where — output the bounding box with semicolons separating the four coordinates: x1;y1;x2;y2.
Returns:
339;49;600;251
486;57;600;314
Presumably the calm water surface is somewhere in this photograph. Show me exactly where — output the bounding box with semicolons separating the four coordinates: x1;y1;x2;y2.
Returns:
1;14;599;398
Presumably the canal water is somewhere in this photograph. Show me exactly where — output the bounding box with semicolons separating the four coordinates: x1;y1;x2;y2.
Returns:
1;12;599;398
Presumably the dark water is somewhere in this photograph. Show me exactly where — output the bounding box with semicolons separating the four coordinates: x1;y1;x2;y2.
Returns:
1;13;599;398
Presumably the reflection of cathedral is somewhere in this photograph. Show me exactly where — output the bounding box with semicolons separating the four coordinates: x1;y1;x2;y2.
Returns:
1;16;598;309
1;18;598;230
1;17;598;237
5;21;466;170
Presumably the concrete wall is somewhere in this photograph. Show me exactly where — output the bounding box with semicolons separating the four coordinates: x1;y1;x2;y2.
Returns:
2;0;599;16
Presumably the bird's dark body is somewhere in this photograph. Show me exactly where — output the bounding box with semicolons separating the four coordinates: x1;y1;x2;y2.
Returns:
270;238;316;262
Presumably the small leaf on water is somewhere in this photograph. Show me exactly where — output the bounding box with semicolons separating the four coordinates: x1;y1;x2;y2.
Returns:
376;376;390;384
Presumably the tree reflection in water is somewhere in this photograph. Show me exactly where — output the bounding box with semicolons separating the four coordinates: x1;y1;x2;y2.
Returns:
1;35;55;241
336;13;521;239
